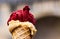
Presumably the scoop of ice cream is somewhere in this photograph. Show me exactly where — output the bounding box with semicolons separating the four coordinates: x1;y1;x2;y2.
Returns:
9;20;37;35
7;6;36;25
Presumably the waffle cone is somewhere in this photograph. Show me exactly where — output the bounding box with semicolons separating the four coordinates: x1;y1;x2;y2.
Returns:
12;26;32;39
8;20;37;39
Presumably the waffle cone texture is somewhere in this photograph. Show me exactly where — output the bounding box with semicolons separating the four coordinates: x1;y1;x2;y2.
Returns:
8;20;37;39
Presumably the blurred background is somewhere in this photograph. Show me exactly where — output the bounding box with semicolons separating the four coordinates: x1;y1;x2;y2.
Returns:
0;0;60;39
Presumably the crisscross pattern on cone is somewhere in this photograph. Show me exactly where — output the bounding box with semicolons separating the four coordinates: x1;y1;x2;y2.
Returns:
12;26;32;39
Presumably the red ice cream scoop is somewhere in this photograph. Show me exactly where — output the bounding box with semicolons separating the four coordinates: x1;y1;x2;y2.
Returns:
7;6;36;25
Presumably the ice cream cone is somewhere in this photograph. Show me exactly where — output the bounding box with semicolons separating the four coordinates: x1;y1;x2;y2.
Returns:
7;6;37;39
12;26;32;39
8;20;37;39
